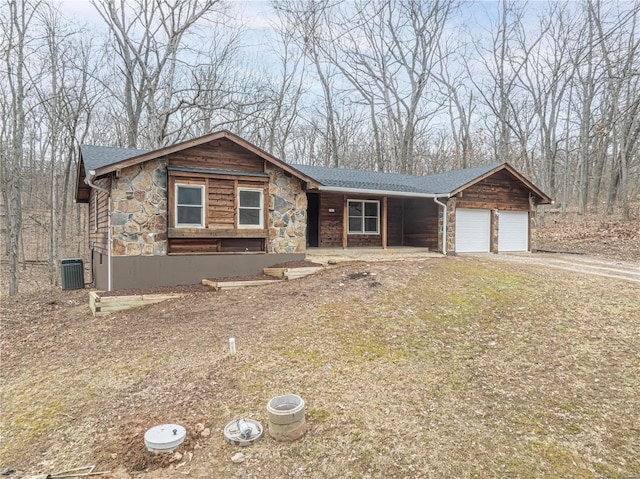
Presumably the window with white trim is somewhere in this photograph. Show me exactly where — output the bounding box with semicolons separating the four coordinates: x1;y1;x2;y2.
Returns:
348;200;379;234
238;188;263;228
176;184;205;227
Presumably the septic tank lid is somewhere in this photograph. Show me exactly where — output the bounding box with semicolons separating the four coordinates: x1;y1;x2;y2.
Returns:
144;424;186;453
224;418;263;446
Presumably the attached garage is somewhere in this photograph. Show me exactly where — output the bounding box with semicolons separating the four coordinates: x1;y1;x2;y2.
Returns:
455;208;491;253
498;211;529;252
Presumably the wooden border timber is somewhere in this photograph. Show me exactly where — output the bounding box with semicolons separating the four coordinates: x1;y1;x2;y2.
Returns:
201;279;281;291
89;291;187;316
263;267;323;280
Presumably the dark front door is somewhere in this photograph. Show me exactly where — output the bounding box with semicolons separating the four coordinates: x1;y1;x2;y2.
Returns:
307;193;319;247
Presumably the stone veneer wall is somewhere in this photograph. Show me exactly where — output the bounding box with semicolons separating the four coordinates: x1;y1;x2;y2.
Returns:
266;164;307;254
111;159;168;256
445;197;457;254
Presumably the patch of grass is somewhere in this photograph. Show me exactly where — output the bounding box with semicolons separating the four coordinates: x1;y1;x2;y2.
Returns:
277;346;323;365
10;397;66;439
564;423;583;434
307;408;331;423
2;382;69;463
527;440;595;478
380;262;539;330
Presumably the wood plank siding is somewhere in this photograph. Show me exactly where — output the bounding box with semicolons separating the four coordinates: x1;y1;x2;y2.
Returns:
403;199;438;249
168;139;266;173
88;177;111;255
315;193;439;250
318;194;344;247
317;193;386;248
166;140;269;254
455;170;531;210
387;198;404;247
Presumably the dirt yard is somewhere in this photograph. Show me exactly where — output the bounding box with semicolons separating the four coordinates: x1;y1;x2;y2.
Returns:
1;211;639;478
1;253;639;478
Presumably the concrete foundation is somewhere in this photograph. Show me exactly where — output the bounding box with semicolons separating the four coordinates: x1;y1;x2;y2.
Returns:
92;253;305;291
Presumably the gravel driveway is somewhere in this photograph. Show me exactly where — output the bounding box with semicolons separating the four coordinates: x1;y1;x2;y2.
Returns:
477;252;640;284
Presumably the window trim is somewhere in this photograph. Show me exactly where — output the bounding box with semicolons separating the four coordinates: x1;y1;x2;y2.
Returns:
175;183;205;228
347;199;380;235
237;187;264;229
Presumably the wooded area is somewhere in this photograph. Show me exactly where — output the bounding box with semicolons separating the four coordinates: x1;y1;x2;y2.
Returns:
1;0;639;294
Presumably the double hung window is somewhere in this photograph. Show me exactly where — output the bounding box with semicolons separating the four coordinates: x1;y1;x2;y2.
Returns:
176;184;205;227
348;200;379;234
238;188;263;228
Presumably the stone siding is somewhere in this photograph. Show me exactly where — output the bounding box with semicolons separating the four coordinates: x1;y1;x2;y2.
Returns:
267;164;307;254
111;159;167;256
491;209;499;253
445;197;457;254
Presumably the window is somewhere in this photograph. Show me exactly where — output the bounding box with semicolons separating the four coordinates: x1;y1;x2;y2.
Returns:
348;200;379;234
176;184;205;227
238;188;263;228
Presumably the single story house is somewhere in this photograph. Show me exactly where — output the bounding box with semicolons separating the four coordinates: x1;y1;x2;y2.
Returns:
75;130;551;291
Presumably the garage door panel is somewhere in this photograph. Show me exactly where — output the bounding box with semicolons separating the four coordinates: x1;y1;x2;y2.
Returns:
498;211;528;252
455;208;491;253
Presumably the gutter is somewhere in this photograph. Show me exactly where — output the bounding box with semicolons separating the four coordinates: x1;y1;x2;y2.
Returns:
85;170;112;291
85;170;110;195
317;185;449;199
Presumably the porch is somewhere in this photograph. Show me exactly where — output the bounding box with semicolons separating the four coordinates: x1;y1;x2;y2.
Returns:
305;246;442;264
306;192;442;250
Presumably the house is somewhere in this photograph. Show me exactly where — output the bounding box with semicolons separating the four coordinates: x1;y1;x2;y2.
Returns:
75;130;551;291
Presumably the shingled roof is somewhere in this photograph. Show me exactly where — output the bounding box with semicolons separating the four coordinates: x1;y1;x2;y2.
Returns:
80;145;150;173
77;133;549;203
291;163;504;196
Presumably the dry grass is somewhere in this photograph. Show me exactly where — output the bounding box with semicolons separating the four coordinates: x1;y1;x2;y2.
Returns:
1;257;639;478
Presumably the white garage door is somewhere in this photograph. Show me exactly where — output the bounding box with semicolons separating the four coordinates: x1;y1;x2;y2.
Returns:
498;211;529;252
455;208;491;253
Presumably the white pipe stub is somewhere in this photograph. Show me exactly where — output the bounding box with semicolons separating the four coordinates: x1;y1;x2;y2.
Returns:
144;424;186;453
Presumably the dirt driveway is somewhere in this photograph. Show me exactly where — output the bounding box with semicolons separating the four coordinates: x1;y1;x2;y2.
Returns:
478;252;640;284
307;247;640;284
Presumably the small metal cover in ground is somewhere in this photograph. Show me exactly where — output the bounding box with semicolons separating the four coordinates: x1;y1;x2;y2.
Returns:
144;424;186;453
224;418;264;446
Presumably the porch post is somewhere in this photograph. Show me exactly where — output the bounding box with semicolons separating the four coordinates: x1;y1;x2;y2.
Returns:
342;195;348;249
381;196;388;249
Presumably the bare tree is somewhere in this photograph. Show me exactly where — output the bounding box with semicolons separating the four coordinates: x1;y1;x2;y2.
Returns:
471;0;542;167
434;38;477;169
327;0;456;174
32;4;101;283
91;0;226;148
517;2;576;199
590;2;640;217
0;0;41;295
274;0;344;167
263;26;307;161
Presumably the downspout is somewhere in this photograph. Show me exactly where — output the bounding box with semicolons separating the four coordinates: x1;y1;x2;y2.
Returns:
433;197;448;255
85;170;112;291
